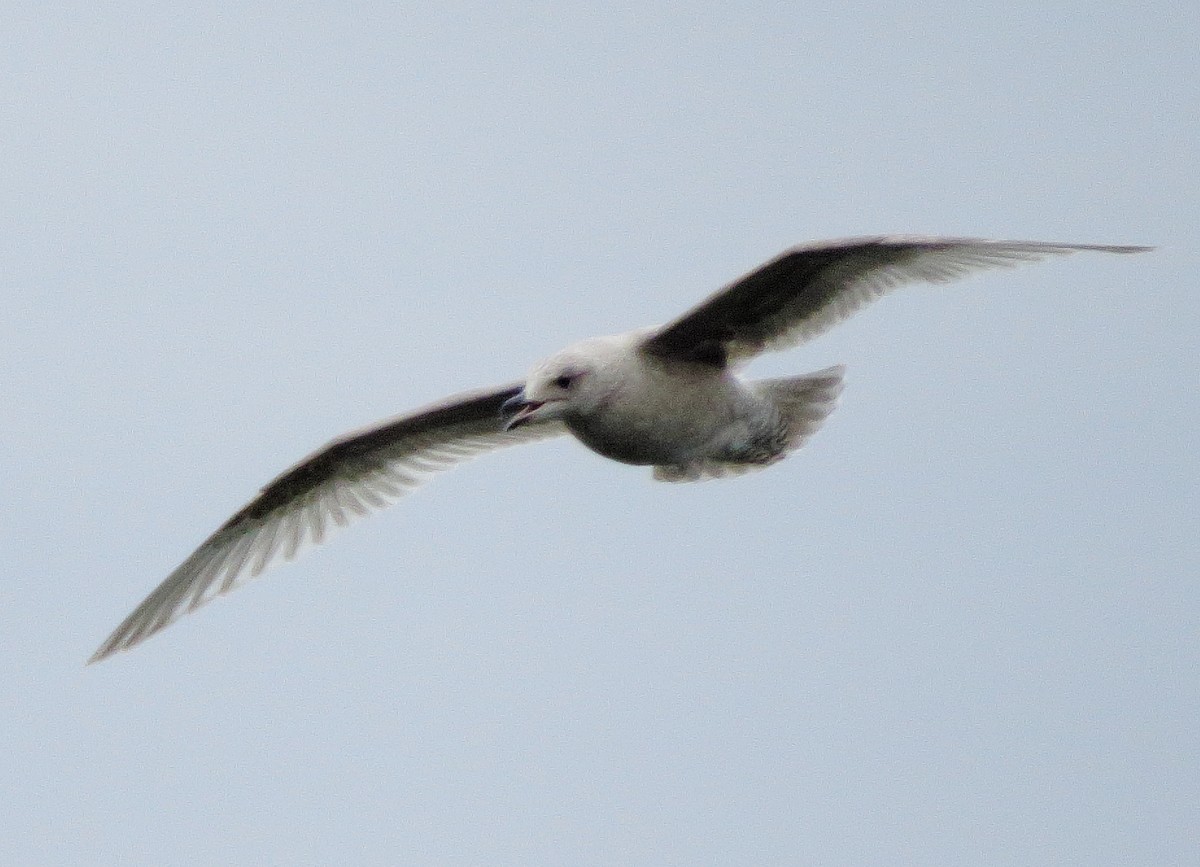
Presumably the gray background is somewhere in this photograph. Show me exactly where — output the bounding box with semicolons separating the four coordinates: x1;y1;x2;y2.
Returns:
4;3;1196;864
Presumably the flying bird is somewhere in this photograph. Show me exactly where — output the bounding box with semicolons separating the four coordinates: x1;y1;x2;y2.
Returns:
90;235;1149;662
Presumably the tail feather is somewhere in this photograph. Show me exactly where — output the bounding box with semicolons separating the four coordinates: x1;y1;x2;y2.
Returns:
756;364;845;452
652;365;845;482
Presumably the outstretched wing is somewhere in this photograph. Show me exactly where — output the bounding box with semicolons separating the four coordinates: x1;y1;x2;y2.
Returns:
641;236;1150;365
90;383;564;663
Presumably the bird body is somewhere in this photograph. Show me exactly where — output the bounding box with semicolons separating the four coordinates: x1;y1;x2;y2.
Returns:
528;332;752;468
89;235;1149;662
550;349;843;479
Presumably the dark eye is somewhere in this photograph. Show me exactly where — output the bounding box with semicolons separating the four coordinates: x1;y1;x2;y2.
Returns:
554;374;574;389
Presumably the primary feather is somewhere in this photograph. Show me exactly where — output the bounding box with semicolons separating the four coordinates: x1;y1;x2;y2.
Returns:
89;385;564;662
642;236;1150;365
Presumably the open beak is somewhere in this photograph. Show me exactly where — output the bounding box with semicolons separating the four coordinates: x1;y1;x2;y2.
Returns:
501;391;545;431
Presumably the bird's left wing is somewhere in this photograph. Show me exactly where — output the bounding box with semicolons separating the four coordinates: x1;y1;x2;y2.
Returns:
641;236;1151;365
90;383;563;663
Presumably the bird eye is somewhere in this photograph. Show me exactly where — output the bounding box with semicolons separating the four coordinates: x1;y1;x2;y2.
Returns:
554;374;574;389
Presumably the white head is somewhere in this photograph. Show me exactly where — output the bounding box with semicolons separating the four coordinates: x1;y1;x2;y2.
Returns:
502;333;638;430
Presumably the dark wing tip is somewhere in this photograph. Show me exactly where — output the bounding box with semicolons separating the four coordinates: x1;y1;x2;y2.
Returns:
1097;244;1155;254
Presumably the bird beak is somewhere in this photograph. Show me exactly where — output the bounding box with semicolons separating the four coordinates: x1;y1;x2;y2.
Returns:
501;391;545;431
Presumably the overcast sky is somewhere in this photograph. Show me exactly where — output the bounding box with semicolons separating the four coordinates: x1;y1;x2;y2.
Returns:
4;3;1197;864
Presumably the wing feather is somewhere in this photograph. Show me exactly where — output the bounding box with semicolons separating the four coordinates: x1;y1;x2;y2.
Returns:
90;383;564;663
641;236;1150;364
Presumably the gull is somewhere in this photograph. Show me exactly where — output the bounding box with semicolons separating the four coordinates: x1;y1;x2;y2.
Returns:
89;235;1149;662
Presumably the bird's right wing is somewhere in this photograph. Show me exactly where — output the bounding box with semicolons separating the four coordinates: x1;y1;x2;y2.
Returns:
90;383;564;663
641;236;1151;365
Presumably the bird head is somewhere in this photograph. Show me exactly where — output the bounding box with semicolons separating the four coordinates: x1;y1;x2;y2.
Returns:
501;366;587;430
502;335;635;430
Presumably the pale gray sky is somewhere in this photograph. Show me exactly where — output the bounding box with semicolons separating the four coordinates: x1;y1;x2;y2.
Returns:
4;3;1197;864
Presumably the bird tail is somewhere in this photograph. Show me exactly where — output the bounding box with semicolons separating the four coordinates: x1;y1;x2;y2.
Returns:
755;364;846;453
651;365;844;482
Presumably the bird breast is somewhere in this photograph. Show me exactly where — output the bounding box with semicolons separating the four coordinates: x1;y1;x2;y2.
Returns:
565;361;743;466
